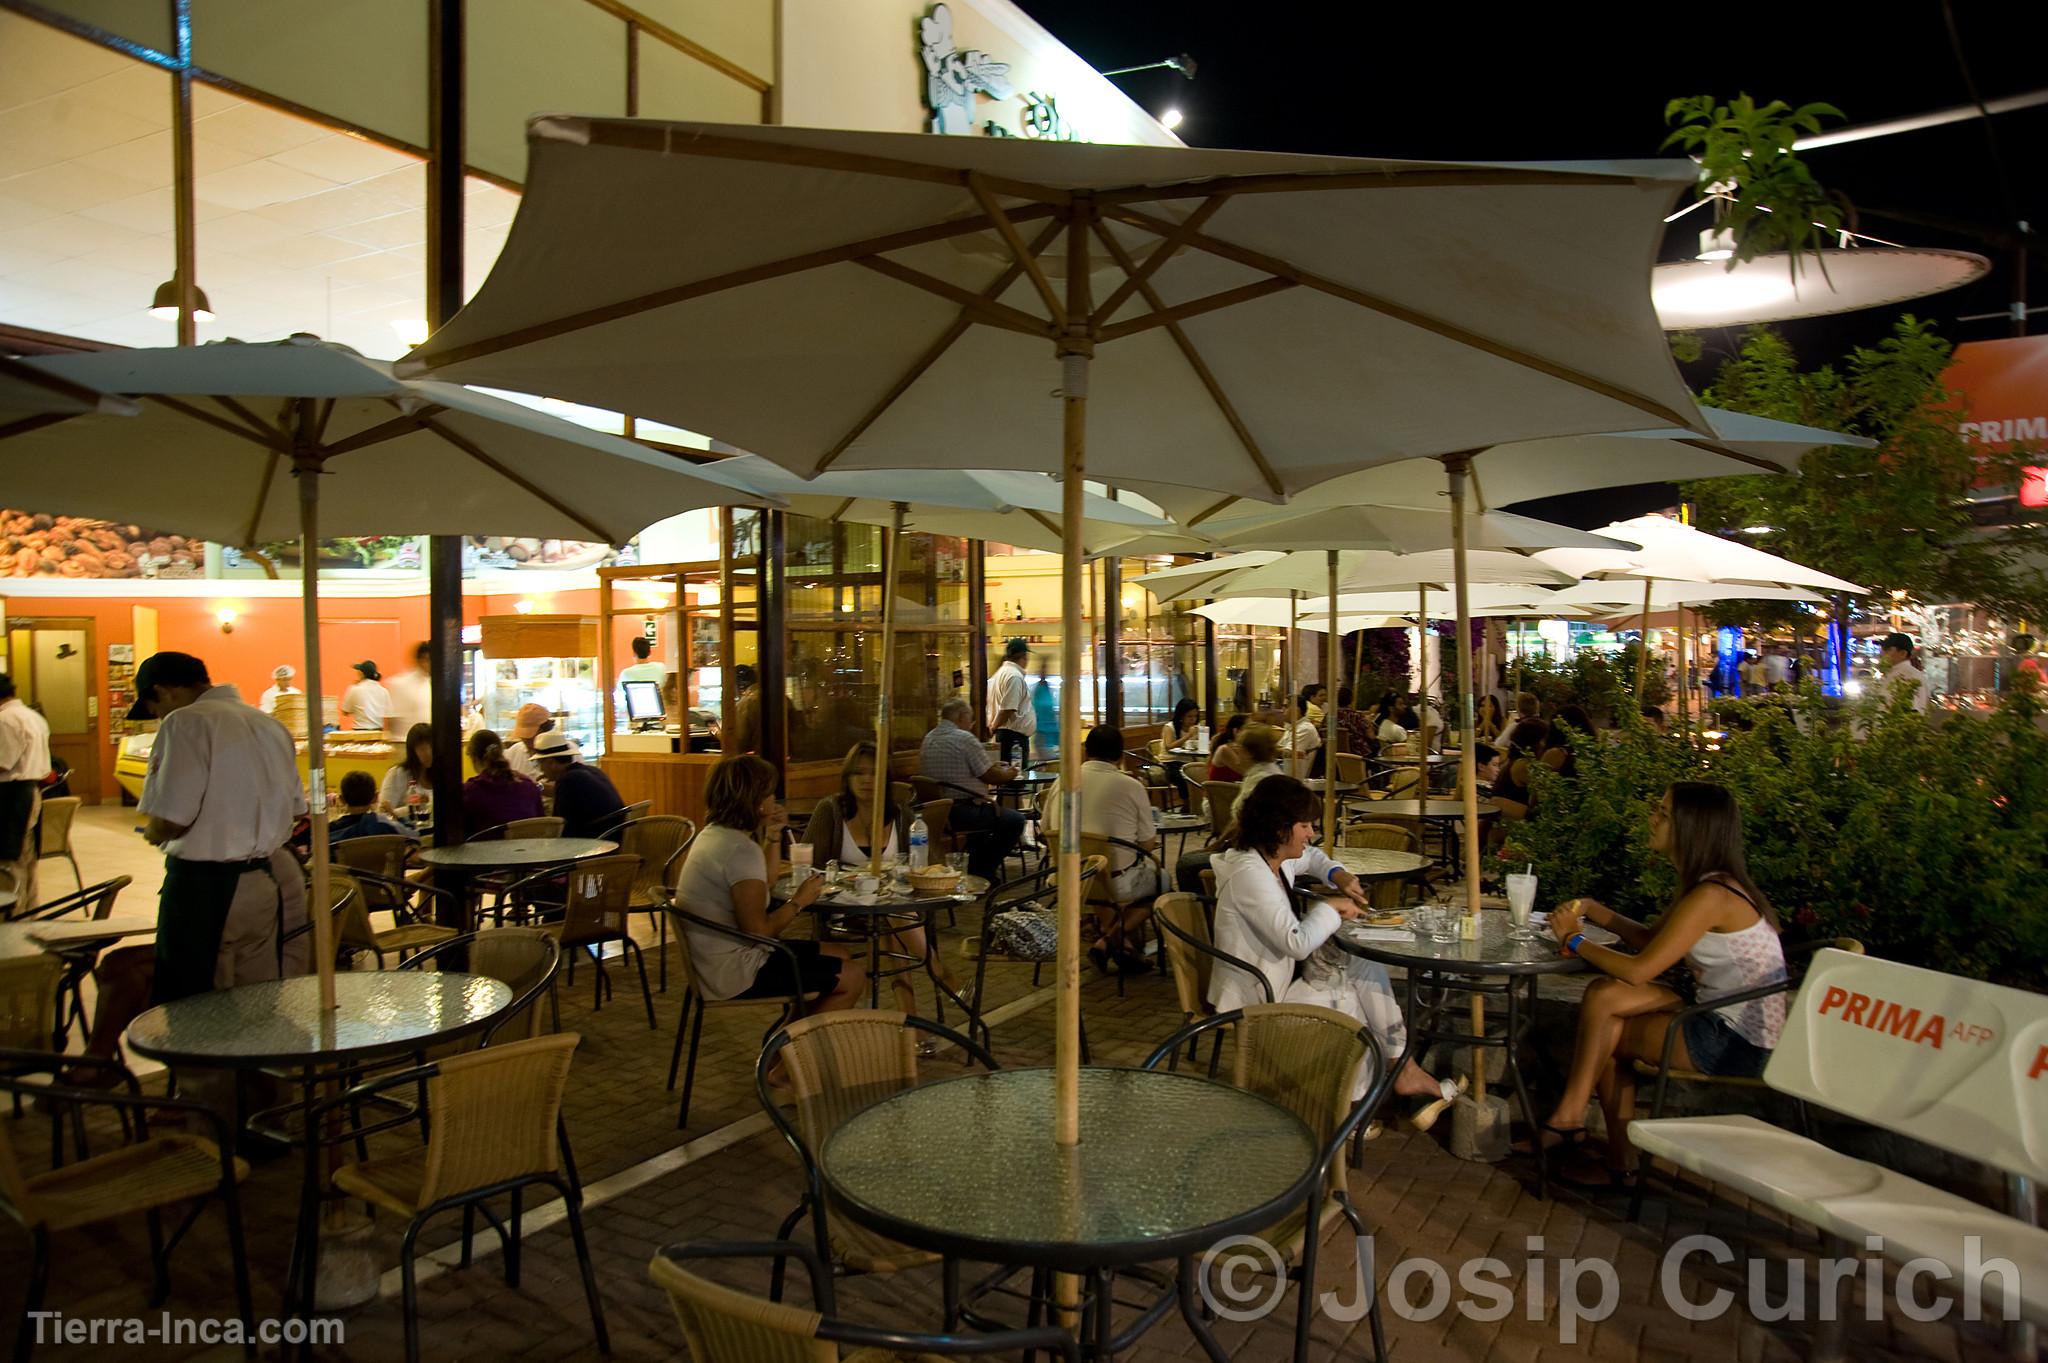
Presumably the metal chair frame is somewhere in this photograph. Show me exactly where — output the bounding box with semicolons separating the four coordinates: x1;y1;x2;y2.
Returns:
664;904;818;1131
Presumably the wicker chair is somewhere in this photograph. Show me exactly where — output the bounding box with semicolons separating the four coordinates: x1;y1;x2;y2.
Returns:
1077;833;1160;994
650;1239;1075;1363
321;1034;606;1363
757;1012;997;1312
0;1048;253;1362
32;797;82;898
337;870;462;969
959;859;1103;1062
398;928;562;1044
507;854;653;1028
1142;1003;1392;1363
1337;822;1424;910
25;876;132;1050
666;903;822;1131
1201;781;1240;841
0;955;70;1165
592;800;652;840
616;816;697;991
1626;936;1865;1222
467;817;564;919
1152;892;1271;1073
332;833;416;880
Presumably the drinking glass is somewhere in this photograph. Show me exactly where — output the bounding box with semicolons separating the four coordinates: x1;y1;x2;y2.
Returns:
789;842;814;876
947;852;969;876
1430;910;1460;943
1505;872;1539;938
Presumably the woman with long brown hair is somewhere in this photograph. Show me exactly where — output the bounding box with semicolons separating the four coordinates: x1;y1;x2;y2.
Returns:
1541;780;1787;1185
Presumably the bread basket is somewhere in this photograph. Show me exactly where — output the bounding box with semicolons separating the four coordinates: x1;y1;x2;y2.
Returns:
905;865;964;893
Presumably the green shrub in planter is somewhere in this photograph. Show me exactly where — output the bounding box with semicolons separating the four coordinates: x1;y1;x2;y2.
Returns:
1501;689;2048;988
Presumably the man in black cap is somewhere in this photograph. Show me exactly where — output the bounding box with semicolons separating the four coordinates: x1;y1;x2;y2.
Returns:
131;651;309;1002
1876;632;1928;713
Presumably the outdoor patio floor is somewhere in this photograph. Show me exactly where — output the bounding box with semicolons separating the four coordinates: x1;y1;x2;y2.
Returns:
0;806;2010;1361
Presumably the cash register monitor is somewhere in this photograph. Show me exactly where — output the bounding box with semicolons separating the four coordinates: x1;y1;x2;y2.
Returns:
622;679;665;726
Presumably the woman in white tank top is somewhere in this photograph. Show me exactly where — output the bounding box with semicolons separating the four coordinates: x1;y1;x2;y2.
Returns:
1537;781;1787;1187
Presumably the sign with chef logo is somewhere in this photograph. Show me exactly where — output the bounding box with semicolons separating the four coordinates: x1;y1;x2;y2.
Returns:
917;3;1086;143
1771;949;2048;1180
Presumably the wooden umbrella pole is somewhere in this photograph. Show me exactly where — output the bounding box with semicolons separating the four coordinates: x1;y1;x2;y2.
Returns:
1447;456;1485;1104
1323;551;1339;836
1415;585;1430;760
1054;209;1093;1155
1637;576;1653;702
294;410;337;1013
1284;594;1296;732
870;502;904;872
1353;625;1366;699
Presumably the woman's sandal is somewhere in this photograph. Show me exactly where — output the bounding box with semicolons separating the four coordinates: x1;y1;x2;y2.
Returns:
1408;1074;1470;1133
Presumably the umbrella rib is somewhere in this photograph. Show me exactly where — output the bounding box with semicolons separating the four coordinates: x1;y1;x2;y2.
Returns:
0;412;79;443
321;408;443;457
853;257;1051;337
1671;437;1793;474
242;451;282;550
416;205;1057;370
1097;165;1658;207
1096;277;1297;343
814;218;1064;476
967;173;1064;328
1103;204;1700;431
1090;196;1228;327
422;417;615;544
213;395;290;446
0;355;107;410
1021;507;1064;544
1090;223;1284;499
148;395;290;451
823;496;858;523
1185;494;1242;528
568;122;1073;206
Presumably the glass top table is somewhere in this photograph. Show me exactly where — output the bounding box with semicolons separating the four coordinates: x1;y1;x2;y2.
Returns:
414;837;616;870
1327;847;1433;883
821;1066;1318;1272
1332;910;1585;977
124;971;513;1069
1365;799;1499;822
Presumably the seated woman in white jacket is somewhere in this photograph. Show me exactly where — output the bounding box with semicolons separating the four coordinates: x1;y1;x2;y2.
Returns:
1208;775;1459;1117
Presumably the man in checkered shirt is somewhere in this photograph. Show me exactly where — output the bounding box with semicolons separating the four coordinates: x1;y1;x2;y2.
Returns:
919;697;1023;880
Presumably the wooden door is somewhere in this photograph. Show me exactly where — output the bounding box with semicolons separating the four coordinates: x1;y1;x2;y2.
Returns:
5;616;97;802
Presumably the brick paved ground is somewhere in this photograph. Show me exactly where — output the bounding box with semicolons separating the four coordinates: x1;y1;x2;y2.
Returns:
0;864;2014;1362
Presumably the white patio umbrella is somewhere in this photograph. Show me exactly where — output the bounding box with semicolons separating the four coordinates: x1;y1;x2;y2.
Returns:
0;353;139;419
405;117;1708;1150
1;337;773;1011
716;457;1186;863
1539;515;1868;724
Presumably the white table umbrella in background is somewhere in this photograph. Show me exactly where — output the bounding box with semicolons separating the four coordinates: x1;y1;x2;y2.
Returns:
0;336;775;1011
713;457;1189;863
404;116;1711;1151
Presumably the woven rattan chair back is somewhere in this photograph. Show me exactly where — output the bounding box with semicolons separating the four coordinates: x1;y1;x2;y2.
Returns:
470;928;559;1041
1332;752;1367;786
1153;893;1213;1019
1232;1002;1370;1190
777;1010;921;1153
35;796;80;858
333;834;412;879
649;1252;833;1363
1339;822;1421;908
333;873;386;953
1202;781;1239;839
621;817;697;902
416;1032;578;1207
0;954;62;1053
556;855;640;948
501;817;565;840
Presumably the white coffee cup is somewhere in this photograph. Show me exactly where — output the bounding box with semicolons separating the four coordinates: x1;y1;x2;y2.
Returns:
854;874;880;899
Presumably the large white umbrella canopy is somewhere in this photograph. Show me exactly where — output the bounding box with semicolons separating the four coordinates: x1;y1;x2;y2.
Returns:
1196;589;1589;630
1536;514;1869;594
0;354;139;419
1550;580;1828;611
405;117;1710;1150
0;337;774;1012
1172;548;1578;600
1173;503;1634;555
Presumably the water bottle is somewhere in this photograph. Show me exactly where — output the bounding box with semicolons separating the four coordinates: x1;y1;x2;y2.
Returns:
908;810;930;872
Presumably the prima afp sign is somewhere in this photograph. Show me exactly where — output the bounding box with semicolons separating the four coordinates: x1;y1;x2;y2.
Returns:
916;3;1085;142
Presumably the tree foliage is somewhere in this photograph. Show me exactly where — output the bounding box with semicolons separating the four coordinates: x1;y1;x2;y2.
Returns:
1680;318;2048;622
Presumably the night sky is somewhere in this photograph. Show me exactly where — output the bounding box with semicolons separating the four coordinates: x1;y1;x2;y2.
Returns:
1014;1;2047;524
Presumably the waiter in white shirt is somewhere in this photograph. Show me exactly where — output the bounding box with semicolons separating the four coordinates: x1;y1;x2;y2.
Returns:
340;659;390;731
0;673;53;909
985;637;1034;768
131;651;309;1002
384;640;433;734
1877;631;1929;712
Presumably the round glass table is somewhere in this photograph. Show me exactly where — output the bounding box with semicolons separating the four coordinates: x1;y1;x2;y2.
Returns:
125;972;513;1319
823;1067;1317;1271
1327;846;1433;885
775;872;989;1012
1333;910;1583;1197
413;837;617;871
1366;799;1499;868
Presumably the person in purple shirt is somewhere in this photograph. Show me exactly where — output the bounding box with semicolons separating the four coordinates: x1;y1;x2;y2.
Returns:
462;728;544;837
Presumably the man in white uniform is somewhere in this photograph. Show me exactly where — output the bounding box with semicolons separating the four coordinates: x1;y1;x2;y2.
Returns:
257;664;300;714
384;641;434;734
985;637;1033;768
0;674;53;909
1877;631;1929;713
132;651;309;1001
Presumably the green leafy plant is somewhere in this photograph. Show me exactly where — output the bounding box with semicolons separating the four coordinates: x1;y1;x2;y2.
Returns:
1504;689;2048;987
1663;94;1845;278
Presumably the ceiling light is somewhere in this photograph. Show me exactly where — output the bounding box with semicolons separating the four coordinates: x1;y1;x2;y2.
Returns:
149;279;214;322
1696;228;1737;262
1159;108;1184;130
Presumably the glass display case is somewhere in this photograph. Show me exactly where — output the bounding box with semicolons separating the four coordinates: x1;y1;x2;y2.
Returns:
467;650;603;758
